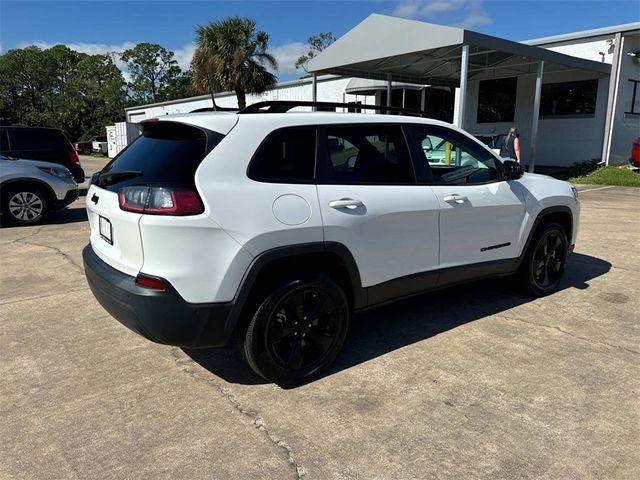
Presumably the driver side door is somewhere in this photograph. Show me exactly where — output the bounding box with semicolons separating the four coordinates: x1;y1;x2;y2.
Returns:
408;125;527;270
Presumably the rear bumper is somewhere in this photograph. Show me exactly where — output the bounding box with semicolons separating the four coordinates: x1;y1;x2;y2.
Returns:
70;166;85;183
83;244;235;347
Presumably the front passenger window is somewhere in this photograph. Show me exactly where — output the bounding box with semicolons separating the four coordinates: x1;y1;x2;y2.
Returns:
409;126;502;185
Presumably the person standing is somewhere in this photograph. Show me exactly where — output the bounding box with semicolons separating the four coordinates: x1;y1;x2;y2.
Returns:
500;127;521;163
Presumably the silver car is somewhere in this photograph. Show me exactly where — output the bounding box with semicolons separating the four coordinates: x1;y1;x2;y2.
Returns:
0;155;79;225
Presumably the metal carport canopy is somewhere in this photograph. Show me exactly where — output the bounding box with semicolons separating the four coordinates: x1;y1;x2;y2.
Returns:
307;13;610;85
307;14;611;173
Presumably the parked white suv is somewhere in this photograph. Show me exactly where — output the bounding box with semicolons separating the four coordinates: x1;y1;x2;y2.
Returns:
83;102;579;385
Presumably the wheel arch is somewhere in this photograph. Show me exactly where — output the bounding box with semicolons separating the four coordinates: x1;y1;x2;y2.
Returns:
514;205;573;271
0;178;56;206
226;242;366;338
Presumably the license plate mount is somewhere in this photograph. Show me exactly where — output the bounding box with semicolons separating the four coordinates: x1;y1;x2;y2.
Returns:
99;216;113;245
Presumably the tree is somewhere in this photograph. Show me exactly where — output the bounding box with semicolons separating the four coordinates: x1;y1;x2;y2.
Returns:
295;32;336;74
0;46;58;126
0;45;128;141
65;54;128;139
120;43;181;102
191;17;277;109
164;70;196;100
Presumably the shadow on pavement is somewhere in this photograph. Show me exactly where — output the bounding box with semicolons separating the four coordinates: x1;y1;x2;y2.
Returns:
0;204;87;228
185;252;611;387
45;206;88;225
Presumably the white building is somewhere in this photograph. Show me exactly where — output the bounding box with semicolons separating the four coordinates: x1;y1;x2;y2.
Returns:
122;16;639;170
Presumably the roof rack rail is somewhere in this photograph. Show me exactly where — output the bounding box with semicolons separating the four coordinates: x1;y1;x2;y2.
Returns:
238;100;436;119
190;106;238;113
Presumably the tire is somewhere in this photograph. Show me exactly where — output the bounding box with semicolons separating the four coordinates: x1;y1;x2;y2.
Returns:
2;185;48;226
82;147;92;155
242;275;350;385
518;222;569;296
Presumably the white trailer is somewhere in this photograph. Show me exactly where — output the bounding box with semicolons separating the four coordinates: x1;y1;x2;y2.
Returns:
107;122;140;158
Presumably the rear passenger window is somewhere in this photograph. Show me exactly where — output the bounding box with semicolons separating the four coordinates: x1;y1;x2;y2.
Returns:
322;125;415;184
248;127;316;183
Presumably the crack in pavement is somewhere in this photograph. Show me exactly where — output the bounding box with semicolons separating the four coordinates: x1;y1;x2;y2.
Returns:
169;347;307;479
0;287;90;306
498;314;640;356
22;239;85;274
9;225;85;275
7;225;45;244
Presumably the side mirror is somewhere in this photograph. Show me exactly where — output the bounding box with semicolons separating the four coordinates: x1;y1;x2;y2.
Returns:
503;160;524;180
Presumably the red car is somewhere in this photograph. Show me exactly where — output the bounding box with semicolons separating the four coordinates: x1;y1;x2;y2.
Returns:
630;138;640;168
74;135;106;155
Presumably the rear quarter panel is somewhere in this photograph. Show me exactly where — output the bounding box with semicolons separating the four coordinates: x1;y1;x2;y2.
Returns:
194;116;325;257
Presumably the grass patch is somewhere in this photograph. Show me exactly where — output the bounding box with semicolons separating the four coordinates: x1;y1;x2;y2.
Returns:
550;160;599;181
563;165;640;187
549;160;640;187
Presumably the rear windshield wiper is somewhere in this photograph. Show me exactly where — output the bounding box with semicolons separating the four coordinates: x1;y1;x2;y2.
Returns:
98;170;143;187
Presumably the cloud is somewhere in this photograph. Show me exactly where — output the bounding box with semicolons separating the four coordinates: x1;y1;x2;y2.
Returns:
14;39;308;78
18;40;136;57
270;42;309;74
17;40;137;74
149;40;309;76
172;43;196;70
149;40;308;75
456;11;492;28
392;0;493;29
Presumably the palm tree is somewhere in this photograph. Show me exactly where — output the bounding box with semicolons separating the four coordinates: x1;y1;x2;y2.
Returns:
191;17;278;109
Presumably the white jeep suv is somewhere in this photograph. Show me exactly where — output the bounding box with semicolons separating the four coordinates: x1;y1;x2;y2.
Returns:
83;101;579;385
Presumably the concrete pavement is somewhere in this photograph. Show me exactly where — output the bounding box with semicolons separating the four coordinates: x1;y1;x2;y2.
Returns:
1;171;638;479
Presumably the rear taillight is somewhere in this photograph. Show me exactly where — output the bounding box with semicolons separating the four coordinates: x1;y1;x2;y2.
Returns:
135;274;165;290
69;151;80;165
118;186;203;215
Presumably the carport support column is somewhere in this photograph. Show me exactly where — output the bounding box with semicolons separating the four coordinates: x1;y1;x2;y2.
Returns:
529;60;544;173
311;72;318;111
386;73;392;107
456;45;469;129
602;32;623;166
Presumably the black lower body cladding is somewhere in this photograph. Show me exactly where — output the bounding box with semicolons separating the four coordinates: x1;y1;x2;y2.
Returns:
82;245;235;347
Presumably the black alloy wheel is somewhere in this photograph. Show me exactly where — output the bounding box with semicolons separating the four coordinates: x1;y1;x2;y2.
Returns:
521;223;568;296
243;276;349;385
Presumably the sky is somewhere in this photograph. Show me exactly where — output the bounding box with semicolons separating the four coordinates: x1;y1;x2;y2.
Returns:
1;0;639;81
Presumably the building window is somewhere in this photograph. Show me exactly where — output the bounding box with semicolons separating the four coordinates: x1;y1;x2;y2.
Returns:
347;101;362;113
541;79;598;117
477;77;517;123
624;79;639;115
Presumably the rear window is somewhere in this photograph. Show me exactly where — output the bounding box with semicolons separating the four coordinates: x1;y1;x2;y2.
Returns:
11;128;71;151
97;121;223;191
